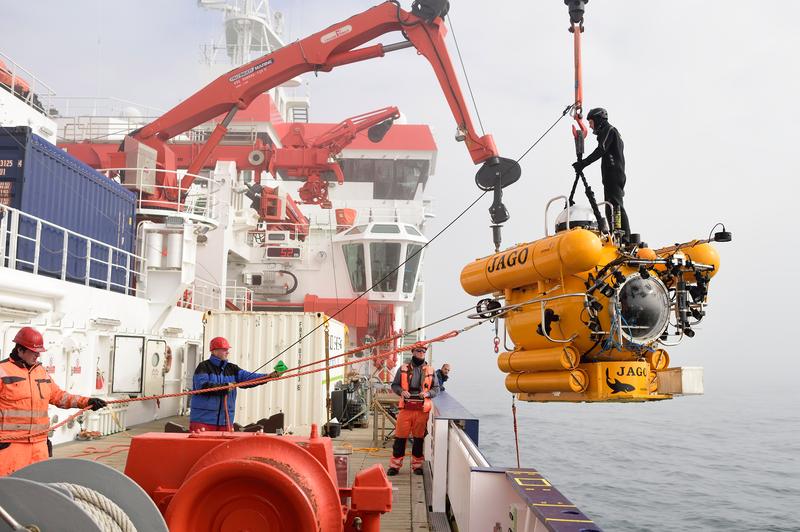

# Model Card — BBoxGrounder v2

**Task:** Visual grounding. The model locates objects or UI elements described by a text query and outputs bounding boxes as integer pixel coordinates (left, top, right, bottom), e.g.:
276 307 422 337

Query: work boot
387 467 399 476
413 468 423 476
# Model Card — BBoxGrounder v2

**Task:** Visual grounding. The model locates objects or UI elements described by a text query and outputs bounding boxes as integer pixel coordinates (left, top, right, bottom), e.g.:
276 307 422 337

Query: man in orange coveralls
0 327 107 475
387 345 439 476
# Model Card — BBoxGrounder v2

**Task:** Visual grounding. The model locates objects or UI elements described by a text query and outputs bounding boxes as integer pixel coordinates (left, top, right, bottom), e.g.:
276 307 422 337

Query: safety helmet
411 345 427 353
209 337 231 351
586 107 608 122
14 327 46 353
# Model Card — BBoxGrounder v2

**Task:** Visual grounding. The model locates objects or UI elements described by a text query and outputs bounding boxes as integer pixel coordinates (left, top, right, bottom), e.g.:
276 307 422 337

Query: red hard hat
209 337 231 351
14 327 46 353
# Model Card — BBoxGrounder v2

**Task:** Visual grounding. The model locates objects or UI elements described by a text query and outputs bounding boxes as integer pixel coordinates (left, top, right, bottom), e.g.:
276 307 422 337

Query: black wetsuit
581 120 630 236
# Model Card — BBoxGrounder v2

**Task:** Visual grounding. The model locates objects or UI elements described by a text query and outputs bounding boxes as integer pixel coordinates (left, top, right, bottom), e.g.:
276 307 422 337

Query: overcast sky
4 1 797 400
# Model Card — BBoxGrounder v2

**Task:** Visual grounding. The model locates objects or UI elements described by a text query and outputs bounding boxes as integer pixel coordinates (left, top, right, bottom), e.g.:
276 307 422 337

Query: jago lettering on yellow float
487 247 529 273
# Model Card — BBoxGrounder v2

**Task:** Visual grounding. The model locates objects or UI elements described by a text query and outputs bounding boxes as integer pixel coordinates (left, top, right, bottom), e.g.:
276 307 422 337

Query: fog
5 0 796 402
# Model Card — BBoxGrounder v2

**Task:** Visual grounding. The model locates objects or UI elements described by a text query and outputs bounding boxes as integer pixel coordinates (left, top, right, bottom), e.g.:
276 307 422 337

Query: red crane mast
115 1 509 208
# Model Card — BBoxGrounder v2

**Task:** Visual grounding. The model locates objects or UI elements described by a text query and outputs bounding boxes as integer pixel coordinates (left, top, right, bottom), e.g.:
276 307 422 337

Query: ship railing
99 168 221 228
0 51 56 119
57 115 162 143
303 204 430 227
427 392 596 531
178 277 222 312
50 96 165 119
56 105 262 145
0 205 145 297
225 283 254 311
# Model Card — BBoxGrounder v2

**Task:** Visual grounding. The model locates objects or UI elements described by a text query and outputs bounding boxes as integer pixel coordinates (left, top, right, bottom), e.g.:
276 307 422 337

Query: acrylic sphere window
617 275 670 343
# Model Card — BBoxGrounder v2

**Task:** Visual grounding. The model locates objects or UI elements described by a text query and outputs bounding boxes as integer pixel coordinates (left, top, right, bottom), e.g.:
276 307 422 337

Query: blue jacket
435 369 448 391
189 355 268 426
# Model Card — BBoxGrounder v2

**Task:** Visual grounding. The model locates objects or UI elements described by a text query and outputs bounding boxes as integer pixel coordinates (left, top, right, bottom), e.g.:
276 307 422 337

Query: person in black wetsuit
572 107 631 238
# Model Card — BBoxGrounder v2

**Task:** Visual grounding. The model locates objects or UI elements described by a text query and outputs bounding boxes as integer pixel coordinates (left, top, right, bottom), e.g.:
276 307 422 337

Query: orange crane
103 1 519 240
168 105 401 209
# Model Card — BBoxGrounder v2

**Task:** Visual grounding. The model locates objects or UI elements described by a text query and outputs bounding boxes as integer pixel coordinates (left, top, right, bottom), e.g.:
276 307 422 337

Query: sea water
458 388 799 531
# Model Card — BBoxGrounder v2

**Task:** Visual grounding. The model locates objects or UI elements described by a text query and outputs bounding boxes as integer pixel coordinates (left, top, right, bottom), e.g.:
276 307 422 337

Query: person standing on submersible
387 345 440 476
572 107 631 238
0 327 107 476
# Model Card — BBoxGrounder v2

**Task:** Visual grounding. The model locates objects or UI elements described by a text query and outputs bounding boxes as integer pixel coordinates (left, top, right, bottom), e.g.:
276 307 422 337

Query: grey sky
4 1 797 400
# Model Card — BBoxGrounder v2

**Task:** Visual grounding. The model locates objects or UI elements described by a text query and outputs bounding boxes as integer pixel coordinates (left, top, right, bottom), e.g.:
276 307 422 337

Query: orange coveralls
389 362 438 472
0 357 90 476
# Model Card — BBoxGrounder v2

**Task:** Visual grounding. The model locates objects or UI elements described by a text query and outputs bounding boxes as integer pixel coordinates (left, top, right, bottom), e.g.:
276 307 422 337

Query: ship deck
53 415 431 531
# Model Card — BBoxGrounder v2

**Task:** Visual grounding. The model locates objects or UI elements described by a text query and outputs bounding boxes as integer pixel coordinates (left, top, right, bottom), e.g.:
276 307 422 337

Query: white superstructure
0 0 436 442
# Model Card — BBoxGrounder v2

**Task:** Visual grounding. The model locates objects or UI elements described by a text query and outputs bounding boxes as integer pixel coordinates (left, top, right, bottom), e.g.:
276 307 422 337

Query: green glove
274 360 288 373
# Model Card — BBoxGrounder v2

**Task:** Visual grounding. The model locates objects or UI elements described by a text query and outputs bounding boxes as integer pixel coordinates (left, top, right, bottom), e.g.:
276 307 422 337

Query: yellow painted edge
531 503 577 508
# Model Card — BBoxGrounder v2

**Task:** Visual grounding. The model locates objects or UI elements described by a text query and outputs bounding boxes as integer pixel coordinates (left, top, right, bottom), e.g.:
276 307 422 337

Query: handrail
56 113 263 144
0 51 56 117
0 204 145 296
99 167 221 226
225 284 254 311
178 277 222 312
449 420 490 468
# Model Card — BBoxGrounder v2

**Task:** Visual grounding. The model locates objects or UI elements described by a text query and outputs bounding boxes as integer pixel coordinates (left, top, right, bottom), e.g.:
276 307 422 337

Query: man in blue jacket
189 336 281 431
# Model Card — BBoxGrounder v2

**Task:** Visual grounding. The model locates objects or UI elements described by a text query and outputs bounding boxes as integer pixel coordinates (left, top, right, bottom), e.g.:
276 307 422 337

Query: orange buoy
460 228 602 296
497 345 580 373
504 369 588 394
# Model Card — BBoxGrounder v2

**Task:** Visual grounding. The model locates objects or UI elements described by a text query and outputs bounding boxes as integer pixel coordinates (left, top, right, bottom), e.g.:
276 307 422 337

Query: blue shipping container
0 127 136 291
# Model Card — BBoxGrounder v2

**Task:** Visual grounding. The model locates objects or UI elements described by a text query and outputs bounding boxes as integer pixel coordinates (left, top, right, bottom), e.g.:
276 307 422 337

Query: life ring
163 346 173 374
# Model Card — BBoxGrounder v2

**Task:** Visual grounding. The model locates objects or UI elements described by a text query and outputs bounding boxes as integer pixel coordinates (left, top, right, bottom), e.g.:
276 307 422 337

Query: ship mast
198 0 285 66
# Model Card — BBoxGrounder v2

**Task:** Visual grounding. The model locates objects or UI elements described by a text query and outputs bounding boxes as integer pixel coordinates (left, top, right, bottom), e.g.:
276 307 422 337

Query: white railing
56 105 263 144
0 205 145 296
0 51 56 118
427 394 599 532
178 277 222 312
304 203 430 227
99 168 220 227
57 114 159 143
225 284 254 311
50 96 164 119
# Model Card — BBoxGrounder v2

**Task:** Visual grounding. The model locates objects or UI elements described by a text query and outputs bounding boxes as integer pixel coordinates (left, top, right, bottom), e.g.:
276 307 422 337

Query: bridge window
343 243 366 292
370 242 401 292
371 224 401 234
339 159 430 200
403 244 423 293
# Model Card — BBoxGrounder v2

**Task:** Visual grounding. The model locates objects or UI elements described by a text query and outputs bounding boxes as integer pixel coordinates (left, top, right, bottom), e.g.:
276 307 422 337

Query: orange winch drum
497 345 580 373
460 228 603 296
504 369 588 394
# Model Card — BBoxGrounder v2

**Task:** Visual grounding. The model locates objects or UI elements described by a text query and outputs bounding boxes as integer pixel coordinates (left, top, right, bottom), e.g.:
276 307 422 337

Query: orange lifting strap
566 0 589 144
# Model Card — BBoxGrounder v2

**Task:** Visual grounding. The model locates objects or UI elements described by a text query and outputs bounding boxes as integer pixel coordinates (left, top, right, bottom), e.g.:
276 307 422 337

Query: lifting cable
564 0 606 232
511 395 520 469
255 104 573 373
446 12 485 136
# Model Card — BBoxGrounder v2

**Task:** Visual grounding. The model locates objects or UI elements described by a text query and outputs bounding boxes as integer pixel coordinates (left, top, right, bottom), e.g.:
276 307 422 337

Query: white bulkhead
202 311 346 434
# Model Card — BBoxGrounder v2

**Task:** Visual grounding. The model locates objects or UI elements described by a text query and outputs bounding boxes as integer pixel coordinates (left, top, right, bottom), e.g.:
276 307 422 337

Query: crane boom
129 1 503 203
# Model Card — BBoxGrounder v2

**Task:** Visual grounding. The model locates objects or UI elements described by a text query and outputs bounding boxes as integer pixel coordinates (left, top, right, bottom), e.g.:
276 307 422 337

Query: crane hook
565 0 588 32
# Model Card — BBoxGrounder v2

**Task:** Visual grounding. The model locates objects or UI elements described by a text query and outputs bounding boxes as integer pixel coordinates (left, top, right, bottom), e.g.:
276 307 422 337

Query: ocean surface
458 388 799 531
